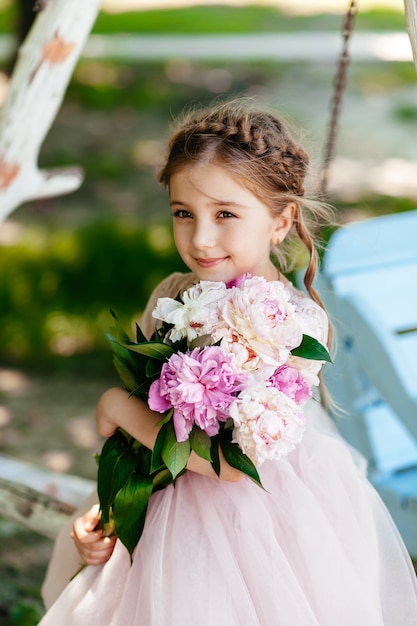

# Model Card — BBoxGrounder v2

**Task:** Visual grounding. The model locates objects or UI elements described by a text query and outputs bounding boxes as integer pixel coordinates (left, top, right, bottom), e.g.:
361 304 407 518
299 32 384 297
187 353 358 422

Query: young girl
39 101 417 625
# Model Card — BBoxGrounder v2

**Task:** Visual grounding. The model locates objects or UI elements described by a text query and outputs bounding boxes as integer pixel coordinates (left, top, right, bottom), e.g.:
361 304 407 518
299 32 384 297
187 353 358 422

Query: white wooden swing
316 210 417 555
0 0 417 547
315 0 417 557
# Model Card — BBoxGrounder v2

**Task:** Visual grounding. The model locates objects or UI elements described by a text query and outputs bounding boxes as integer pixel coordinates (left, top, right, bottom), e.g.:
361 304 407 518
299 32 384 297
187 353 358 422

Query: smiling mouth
195 257 226 268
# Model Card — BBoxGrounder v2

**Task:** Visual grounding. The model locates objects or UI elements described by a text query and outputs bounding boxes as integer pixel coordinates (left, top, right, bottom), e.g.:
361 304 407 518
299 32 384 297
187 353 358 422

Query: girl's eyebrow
170 198 244 209
213 199 243 208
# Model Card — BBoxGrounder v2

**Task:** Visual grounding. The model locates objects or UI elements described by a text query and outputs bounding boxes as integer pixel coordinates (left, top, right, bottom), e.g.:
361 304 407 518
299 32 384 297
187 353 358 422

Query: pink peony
148 346 248 442
225 273 252 289
268 365 312 404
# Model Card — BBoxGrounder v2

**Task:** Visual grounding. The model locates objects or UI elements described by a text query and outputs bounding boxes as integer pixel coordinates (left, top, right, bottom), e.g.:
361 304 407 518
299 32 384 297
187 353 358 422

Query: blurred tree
1 0 100 218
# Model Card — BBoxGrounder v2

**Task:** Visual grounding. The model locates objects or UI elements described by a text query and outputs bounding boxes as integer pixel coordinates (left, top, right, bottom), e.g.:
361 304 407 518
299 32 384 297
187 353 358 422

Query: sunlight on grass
41 450 74 473
131 138 166 167
165 58 193 82
49 231 81 263
65 416 101 449
0 405 11 427
147 224 174 252
205 67 233 92
0 219 23 245
0 369 30 394
75 61 120 87
46 313 95 356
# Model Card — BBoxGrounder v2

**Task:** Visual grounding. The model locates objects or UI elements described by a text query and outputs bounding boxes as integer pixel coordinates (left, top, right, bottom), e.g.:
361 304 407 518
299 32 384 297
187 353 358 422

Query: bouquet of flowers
97 274 331 560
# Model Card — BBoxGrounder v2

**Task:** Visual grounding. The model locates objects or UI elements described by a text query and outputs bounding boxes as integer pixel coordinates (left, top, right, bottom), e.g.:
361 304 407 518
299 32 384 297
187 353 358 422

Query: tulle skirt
39 403 417 625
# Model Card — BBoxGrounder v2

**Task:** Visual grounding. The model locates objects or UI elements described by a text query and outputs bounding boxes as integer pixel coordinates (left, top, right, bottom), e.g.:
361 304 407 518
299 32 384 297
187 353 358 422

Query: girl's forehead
169 163 273 214
170 162 245 191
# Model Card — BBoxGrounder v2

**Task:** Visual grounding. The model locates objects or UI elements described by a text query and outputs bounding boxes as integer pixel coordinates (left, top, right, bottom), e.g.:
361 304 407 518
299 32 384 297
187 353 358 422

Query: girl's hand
70 505 117 566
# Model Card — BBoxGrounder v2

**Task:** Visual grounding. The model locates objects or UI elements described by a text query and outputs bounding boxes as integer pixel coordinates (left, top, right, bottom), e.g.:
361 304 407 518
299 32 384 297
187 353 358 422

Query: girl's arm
96 387 243 482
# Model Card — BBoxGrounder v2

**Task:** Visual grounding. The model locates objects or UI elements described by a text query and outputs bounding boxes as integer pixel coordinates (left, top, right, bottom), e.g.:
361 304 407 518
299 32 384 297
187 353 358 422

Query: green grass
93 6 406 34
355 7 406 31
0 218 187 369
0 2 406 36
92 6 351 34
0 0 15 34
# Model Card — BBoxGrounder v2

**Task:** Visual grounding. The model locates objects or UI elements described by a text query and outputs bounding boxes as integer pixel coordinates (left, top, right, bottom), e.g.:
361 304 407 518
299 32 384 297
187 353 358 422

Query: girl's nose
192 220 215 249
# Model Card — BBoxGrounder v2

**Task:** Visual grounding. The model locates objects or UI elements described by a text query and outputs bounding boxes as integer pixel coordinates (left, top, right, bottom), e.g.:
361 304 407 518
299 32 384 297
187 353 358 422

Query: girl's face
169 163 294 284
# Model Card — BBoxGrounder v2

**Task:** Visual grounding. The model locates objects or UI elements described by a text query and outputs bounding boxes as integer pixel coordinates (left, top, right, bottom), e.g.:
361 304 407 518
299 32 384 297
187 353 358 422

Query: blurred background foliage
0 1 416 622
0 1 415 373
0 1 410 35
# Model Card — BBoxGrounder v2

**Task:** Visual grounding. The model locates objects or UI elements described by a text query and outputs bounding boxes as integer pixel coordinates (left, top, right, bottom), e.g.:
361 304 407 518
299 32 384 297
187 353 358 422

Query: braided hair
158 101 333 313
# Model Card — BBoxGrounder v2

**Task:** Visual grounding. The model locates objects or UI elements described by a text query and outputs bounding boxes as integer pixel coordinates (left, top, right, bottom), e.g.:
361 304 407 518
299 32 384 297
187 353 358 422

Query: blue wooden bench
312 210 417 557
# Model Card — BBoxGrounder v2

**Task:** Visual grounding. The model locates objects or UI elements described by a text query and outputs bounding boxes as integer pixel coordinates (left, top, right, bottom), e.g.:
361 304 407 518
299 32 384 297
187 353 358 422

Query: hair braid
160 104 309 198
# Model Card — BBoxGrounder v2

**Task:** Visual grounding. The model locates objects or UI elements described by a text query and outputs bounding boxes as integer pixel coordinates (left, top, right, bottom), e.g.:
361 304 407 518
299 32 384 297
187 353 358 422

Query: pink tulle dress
39 273 417 626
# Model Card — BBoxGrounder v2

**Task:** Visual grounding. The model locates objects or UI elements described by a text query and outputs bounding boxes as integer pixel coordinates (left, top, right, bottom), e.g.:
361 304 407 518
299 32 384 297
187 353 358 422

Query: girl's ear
272 202 296 245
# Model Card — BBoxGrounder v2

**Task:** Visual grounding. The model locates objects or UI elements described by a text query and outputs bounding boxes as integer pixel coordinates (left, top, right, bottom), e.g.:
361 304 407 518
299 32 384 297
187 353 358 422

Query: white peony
152 280 227 342
286 285 330 385
229 381 305 465
219 275 304 368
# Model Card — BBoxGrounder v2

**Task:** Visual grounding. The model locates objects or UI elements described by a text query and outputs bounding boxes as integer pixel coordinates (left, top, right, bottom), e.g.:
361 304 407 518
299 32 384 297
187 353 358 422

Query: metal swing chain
319 0 358 199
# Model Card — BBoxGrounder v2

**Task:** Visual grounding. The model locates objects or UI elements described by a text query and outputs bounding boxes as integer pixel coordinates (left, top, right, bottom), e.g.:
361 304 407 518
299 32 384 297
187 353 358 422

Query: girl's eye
172 209 192 219
218 210 236 219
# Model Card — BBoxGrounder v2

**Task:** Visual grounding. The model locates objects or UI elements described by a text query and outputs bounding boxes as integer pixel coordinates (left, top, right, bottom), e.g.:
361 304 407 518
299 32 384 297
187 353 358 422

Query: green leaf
118 510 148 563
129 380 154 401
155 408 174 429
113 355 138 392
97 432 139 523
136 322 148 343
106 333 137 369
291 334 332 362
111 446 140 496
98 430 128 495
219 430 264 489
150 421 169 473
161 421 191 479
108 310 132 344
113 472 154 534
190 426 212 462
152 468 174 491
97 431 128 520
210 435 221 477
122 341 174 360
145 358 163 378
113 472 154 560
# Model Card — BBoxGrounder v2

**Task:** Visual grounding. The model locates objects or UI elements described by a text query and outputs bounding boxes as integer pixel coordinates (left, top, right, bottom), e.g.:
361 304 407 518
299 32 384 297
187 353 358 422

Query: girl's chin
194 271 244 285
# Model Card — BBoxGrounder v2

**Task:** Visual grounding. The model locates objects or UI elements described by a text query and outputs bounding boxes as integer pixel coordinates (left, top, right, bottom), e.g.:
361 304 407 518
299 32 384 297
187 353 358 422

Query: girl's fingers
72 505 101 541
71 534 116 551
72 535 117 565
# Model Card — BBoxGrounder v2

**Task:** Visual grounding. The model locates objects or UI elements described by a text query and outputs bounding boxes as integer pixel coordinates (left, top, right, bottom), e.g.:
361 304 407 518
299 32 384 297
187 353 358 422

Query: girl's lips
195 257 226 268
